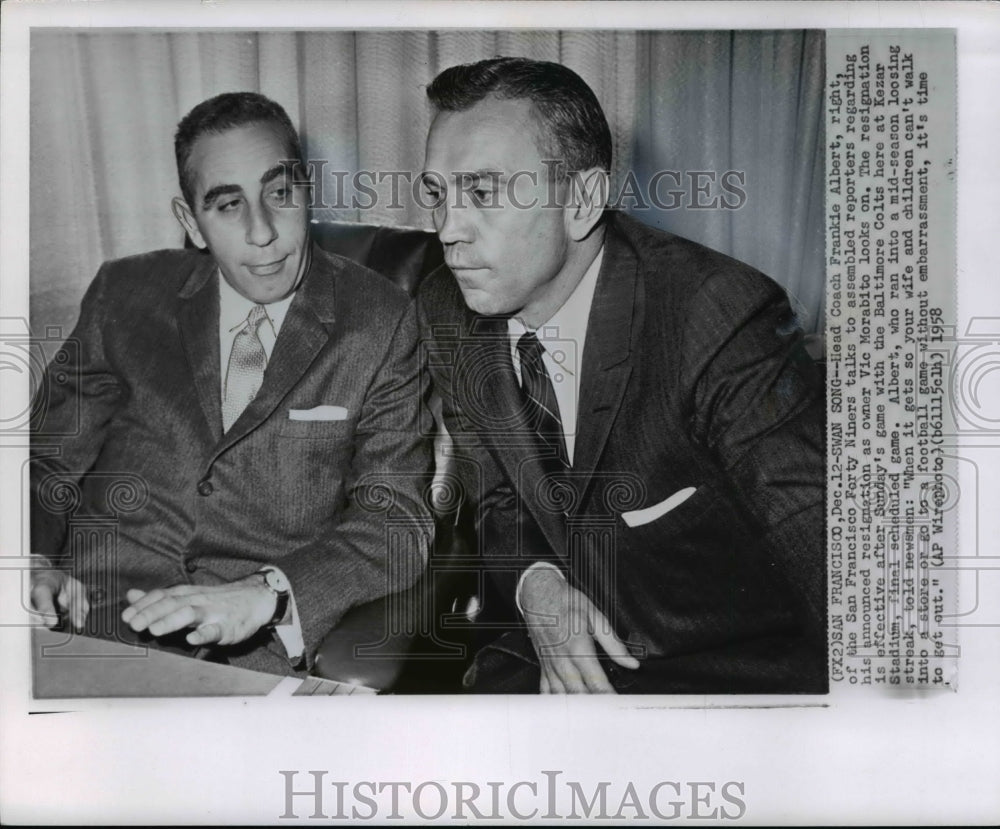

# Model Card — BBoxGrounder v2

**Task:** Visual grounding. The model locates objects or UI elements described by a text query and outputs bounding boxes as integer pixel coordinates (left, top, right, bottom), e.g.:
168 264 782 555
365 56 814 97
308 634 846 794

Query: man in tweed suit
30 92 433 675
417 58 826 694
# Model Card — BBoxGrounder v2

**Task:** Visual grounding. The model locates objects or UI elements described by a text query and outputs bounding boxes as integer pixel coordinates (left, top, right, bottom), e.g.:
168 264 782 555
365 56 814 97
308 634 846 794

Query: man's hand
121 575 276 647
30 563 90 630
519 566 639 694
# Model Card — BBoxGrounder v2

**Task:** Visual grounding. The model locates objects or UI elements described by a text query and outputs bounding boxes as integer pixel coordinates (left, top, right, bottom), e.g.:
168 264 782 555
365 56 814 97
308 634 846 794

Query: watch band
259 568 291 627
268 586 290 627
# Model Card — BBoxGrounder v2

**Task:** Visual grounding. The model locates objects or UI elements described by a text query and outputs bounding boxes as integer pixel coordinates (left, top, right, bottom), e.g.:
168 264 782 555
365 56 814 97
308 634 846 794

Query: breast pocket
278 417 355 442
273 417 355 511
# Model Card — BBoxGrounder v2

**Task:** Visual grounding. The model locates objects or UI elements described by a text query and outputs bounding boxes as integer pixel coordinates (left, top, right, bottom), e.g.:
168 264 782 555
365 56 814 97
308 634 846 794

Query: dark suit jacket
31 243 434 674
417 212 826 693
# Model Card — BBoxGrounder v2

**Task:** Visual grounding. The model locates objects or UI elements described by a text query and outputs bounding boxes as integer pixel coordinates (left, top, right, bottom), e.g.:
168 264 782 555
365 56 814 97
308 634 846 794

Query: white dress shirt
506 246 604 465
217 273 304 663
507 247 605 609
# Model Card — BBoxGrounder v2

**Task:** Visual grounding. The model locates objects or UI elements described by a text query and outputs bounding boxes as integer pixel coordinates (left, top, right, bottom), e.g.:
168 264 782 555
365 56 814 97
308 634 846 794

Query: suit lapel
449 214 641 557
177 255 223 443
212 245 336 459
456 309 569 562
571 216 639 502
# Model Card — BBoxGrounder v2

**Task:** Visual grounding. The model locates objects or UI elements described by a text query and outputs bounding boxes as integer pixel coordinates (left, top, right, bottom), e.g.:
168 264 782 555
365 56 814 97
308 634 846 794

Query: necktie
516 331 569 467
222 304 268 432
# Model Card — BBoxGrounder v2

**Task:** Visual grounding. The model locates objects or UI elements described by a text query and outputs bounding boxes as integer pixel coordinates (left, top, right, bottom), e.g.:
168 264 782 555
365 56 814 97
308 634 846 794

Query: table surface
31 628 375 698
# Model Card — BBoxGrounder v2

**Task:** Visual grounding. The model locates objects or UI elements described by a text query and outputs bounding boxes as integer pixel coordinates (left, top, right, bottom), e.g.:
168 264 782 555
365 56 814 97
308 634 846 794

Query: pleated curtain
29 30 825 337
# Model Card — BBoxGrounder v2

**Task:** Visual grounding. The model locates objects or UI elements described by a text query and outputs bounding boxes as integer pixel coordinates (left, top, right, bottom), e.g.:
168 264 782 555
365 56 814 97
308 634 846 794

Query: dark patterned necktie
516 331 569 467
222 304 268 432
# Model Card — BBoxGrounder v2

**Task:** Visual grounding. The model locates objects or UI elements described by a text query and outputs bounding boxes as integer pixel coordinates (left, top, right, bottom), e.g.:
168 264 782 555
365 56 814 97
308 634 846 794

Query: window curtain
631 31 826 329
29 30 824 337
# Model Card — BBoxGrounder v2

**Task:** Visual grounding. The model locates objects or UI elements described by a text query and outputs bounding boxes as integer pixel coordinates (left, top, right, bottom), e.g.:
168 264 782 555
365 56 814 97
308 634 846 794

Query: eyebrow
260 164 290 186
200 165 293 209
464 169 506 186
419 169 506 187
201 184 241 210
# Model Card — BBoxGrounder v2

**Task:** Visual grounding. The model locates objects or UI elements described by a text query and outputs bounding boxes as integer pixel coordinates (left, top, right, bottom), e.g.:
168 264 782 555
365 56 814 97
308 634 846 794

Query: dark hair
174 91 302 206
426 57 612 175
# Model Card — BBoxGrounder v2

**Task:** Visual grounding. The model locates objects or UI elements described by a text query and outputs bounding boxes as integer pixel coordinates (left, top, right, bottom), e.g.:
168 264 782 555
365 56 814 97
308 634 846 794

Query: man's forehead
188 122 294 188
424 97 549 171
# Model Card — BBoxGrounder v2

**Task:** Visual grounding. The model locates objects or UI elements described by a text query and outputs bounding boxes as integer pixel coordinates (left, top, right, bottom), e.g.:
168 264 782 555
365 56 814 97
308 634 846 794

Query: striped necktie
516 331 569 467
222 304 268 432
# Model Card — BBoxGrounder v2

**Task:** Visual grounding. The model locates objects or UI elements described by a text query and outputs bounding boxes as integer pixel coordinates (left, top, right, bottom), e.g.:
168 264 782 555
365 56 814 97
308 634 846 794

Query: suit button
197 479 214 496
90 587 106 603
185 561 198 574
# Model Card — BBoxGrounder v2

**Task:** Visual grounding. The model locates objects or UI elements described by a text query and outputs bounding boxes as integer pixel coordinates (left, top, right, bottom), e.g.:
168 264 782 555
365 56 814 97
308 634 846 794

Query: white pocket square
287 405 349 422
621 487 697 528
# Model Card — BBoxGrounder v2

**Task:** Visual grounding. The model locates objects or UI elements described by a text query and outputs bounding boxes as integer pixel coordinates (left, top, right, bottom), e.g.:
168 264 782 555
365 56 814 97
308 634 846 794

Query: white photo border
1 1 998 824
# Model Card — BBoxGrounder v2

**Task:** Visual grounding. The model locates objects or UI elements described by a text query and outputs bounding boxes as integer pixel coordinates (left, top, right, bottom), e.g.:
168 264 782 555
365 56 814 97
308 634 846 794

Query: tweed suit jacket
417 212 826 693
31 243 434 674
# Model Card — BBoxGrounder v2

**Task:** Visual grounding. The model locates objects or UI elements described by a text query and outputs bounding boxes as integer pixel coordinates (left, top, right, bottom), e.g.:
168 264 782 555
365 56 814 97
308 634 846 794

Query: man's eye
217 199 241 213
471 188 496 207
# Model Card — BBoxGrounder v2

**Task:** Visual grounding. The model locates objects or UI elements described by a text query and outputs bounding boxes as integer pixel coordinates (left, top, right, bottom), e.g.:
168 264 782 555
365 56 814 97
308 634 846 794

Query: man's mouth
247 256 289 277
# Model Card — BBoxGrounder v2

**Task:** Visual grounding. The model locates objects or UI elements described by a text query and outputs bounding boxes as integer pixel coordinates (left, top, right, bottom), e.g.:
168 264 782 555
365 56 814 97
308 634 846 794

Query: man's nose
434 201 473 245
245 203 278 247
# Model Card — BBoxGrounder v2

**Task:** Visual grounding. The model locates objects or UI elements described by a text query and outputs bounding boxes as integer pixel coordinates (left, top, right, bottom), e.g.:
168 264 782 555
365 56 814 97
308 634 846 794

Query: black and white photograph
1 1 997 825
25 26 827 697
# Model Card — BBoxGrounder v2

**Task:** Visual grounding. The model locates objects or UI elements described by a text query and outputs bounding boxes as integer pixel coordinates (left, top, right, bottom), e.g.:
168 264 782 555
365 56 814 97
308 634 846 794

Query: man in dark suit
417 58 826 694
29 92 433 676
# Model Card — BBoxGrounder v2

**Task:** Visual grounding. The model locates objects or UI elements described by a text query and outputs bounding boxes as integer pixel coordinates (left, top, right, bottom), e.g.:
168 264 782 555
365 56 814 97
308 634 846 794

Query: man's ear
563 167 608 242
171 197 207 249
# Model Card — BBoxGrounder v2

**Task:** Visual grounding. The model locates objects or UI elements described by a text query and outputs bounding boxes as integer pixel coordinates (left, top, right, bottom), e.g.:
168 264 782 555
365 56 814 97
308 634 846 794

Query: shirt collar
218 270 296 336
507 245 605 375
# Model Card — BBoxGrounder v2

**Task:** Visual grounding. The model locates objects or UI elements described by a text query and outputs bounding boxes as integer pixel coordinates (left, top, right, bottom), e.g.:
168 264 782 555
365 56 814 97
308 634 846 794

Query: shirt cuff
515 561 566 616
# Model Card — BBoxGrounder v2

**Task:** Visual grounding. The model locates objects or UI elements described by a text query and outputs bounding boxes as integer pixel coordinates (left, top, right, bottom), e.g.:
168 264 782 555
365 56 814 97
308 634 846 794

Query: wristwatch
258 567 291 627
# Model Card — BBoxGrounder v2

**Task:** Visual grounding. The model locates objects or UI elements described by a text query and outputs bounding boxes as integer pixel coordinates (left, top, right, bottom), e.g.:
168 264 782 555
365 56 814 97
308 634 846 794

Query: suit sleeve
276 301 435 664
684 272 826 637
31 264 124 561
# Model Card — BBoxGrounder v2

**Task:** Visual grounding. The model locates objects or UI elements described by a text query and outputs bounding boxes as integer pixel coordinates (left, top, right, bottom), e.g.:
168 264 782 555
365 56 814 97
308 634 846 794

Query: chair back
309 220 444 296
